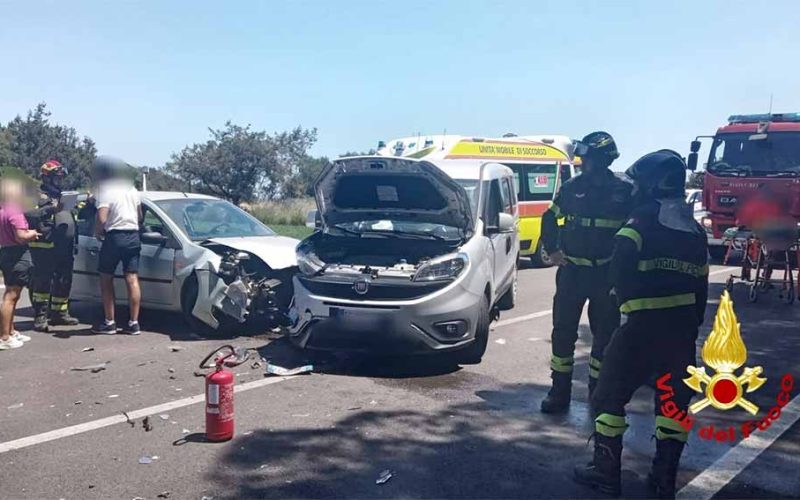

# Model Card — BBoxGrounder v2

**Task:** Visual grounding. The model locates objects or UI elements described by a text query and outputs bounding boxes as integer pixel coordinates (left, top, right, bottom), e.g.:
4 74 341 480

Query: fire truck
688 113 800 256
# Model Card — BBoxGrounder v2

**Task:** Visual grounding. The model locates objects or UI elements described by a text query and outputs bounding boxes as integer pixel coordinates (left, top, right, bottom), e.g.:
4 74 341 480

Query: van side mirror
690 140 702 153
687 152 699 172
306 209 322 229
498 212 515 233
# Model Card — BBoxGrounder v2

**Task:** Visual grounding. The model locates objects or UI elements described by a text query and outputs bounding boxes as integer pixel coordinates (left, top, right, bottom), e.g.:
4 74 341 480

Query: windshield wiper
764 170 800 178
329 225 366 237
361 229 448 241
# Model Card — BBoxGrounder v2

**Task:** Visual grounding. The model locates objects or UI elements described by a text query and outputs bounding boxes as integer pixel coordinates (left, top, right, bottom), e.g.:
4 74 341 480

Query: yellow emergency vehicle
376 134 577 266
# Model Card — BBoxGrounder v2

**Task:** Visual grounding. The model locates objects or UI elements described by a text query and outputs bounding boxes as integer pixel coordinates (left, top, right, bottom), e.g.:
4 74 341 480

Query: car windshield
454 179 479 214
708 132 800 177
334 220 463 240
155 198 275 241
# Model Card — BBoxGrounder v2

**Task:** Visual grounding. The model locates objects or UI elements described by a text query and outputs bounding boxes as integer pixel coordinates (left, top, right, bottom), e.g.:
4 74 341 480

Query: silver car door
71 207 101 301
129 206 177 308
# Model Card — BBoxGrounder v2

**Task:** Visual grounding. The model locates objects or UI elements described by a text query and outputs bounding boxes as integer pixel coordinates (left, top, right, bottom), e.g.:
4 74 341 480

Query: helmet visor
572 140 590 157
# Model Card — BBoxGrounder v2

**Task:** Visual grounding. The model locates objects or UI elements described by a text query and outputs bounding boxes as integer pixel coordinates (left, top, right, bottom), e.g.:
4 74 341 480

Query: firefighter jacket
541 169 634 266
25 191 77 252
611 198 709 325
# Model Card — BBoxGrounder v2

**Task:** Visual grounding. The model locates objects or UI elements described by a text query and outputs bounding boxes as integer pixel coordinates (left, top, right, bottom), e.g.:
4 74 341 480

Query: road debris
143 416 153 432
264 362 313 377
74 401 83 405
108 394 119 399
159 414 170 421
182 428 191 434
495 338 507 345
157 492 171 499
376 469 394 485
138 456 154 465
7 403 23 410
70 362 108 373
251 357 265 369
167 368 175 373
168 345 183 352
122 411 135 428
193 371 205 377
81 347 94 352
347 406 362 411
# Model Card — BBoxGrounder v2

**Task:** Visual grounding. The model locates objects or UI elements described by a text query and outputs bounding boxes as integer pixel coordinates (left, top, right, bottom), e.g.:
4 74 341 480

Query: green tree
134 167 191 192
4 103 96 189
686 171 704 190
339 149 377 157
283 155 331 198
166 122 317 204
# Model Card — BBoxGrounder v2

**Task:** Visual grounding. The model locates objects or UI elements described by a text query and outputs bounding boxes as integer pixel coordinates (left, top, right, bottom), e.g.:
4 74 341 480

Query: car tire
453 293 491 365
529 241 553 268
180 273 233 336
496 270 517 311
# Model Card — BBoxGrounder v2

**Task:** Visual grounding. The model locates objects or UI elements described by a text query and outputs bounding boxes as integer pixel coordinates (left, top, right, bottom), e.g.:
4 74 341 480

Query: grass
246 198 315 226
269 224 313 240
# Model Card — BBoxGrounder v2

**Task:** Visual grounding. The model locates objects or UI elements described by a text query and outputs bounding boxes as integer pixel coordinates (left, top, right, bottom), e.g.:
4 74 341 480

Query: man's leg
100 274 115 322
542 265 588 414
586 268 621 397
29 248 54 332
575 314 654 496
649 315 698 499
124 272 140 323
49 251 78 326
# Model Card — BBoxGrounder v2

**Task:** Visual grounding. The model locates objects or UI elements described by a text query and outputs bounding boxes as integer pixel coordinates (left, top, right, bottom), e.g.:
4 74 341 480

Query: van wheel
454 294 490 365
497 270 517 311
181 273 233 336
529 241 553 268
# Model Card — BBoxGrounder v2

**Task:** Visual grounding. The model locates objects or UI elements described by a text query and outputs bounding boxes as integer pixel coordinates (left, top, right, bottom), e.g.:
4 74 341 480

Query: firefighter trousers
591 307 698 443
549 264 620 382
29 246 74 316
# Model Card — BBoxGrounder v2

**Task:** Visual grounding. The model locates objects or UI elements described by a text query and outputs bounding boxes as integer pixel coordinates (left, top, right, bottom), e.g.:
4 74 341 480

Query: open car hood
205 236 299 269
314 156 474 234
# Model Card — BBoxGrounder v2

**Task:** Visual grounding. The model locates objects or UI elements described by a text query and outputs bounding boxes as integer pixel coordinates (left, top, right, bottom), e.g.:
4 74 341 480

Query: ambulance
376 134 577 266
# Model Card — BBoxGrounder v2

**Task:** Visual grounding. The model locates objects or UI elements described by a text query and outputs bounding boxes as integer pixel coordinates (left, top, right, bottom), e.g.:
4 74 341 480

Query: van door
486 179 515 303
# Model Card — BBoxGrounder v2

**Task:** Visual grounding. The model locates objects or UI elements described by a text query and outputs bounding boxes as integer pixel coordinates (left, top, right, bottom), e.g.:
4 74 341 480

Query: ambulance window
523 164 558 201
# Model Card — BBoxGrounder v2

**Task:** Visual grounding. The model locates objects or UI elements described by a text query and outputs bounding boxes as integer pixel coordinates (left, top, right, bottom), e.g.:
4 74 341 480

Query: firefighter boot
33 303 49 332
648 439 685 499
540 371 572 414
49 311 80 326
573 434 622 497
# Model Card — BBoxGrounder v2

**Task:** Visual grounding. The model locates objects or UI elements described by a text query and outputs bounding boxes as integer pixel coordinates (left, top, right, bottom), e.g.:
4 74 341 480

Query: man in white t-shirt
90 156 143 335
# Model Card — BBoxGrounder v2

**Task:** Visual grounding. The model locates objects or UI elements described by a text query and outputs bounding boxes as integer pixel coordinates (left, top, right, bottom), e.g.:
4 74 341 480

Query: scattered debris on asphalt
70 362 109 373
264 363 313 377
143 416 153 432
138 456 154 465
159 414 170 421
193 371 205 377
157 491 171 498
168 345 183 352
495 338 507 345
369 400 378 406
182 428 191 434
168 368 176 373
7 403 23 410
251 357 266 369
74 401 83 405
376 469 394 485
81 347 94 352
347 406 362 411
122 411 135 428
108 394 119 399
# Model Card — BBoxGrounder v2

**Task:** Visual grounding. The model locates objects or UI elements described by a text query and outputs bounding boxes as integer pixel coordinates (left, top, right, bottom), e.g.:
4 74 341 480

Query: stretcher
722 225 799 304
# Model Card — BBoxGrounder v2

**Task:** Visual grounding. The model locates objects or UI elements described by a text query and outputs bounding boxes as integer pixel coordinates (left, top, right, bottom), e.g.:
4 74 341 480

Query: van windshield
454 179 479 214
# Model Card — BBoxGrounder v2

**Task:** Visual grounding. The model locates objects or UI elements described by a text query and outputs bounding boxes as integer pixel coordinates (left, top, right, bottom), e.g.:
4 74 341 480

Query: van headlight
413 253 469 282
297 251 325 275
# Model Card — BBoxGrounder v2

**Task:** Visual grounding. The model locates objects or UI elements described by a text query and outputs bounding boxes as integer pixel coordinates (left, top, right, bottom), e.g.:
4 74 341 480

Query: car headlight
413 253 469 282
297 251 325 276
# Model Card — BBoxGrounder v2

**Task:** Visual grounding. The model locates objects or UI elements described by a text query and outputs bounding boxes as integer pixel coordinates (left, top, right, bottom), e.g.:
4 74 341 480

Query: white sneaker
0 336 24 350
13 331 31 343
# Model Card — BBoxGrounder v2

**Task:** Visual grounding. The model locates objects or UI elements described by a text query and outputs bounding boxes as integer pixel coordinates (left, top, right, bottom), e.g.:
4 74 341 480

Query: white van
290 156 518 364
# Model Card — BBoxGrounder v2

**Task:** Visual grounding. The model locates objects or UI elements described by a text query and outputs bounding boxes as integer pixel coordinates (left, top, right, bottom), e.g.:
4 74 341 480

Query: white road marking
0 376 295 455
677 393 800 500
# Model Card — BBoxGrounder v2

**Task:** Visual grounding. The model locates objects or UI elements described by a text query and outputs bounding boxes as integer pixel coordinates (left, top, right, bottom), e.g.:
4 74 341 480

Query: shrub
246 198 315 226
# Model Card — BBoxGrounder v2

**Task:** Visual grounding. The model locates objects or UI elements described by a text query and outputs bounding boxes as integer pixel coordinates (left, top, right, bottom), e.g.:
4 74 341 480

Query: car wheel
496 270 517 311
529 241 553 268
453 293 491 365
180 273 233 336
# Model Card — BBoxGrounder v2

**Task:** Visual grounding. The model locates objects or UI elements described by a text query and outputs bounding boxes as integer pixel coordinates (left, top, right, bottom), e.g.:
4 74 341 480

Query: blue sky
1 0 798 169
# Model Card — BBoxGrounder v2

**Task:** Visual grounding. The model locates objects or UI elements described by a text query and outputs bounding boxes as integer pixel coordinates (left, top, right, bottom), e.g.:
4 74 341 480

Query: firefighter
26 160 79 331
539 132 633 413
573 150 708 498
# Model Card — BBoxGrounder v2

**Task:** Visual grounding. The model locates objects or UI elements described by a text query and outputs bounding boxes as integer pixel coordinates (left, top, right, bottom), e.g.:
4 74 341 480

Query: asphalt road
1 262 799 499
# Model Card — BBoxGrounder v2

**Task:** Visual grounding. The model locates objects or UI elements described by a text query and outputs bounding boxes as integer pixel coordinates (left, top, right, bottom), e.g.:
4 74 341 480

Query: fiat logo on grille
353 278 370 295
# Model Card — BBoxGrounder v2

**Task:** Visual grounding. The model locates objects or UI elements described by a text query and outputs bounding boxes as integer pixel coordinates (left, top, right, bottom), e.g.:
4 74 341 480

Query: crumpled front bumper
288 275 483 354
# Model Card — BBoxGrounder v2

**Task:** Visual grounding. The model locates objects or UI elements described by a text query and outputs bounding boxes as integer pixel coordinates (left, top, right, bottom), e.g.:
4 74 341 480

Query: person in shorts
0 179 40 350
90 156 143 335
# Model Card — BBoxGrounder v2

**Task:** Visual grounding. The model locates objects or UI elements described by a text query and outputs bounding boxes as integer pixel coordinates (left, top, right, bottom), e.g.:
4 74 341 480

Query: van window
501 177 515 213
484 179 503 227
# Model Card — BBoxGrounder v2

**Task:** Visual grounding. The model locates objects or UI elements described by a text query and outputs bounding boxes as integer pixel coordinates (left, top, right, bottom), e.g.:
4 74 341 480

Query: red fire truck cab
688 113 800 256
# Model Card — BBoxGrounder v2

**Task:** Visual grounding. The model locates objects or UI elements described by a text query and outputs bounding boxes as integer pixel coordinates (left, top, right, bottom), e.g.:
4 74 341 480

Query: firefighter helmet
625 149 687 200
40 160 67 178
574 131 619 167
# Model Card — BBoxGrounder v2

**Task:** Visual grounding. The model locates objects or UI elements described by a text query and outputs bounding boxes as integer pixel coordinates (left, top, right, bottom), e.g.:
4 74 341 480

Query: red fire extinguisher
199 345 239 442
